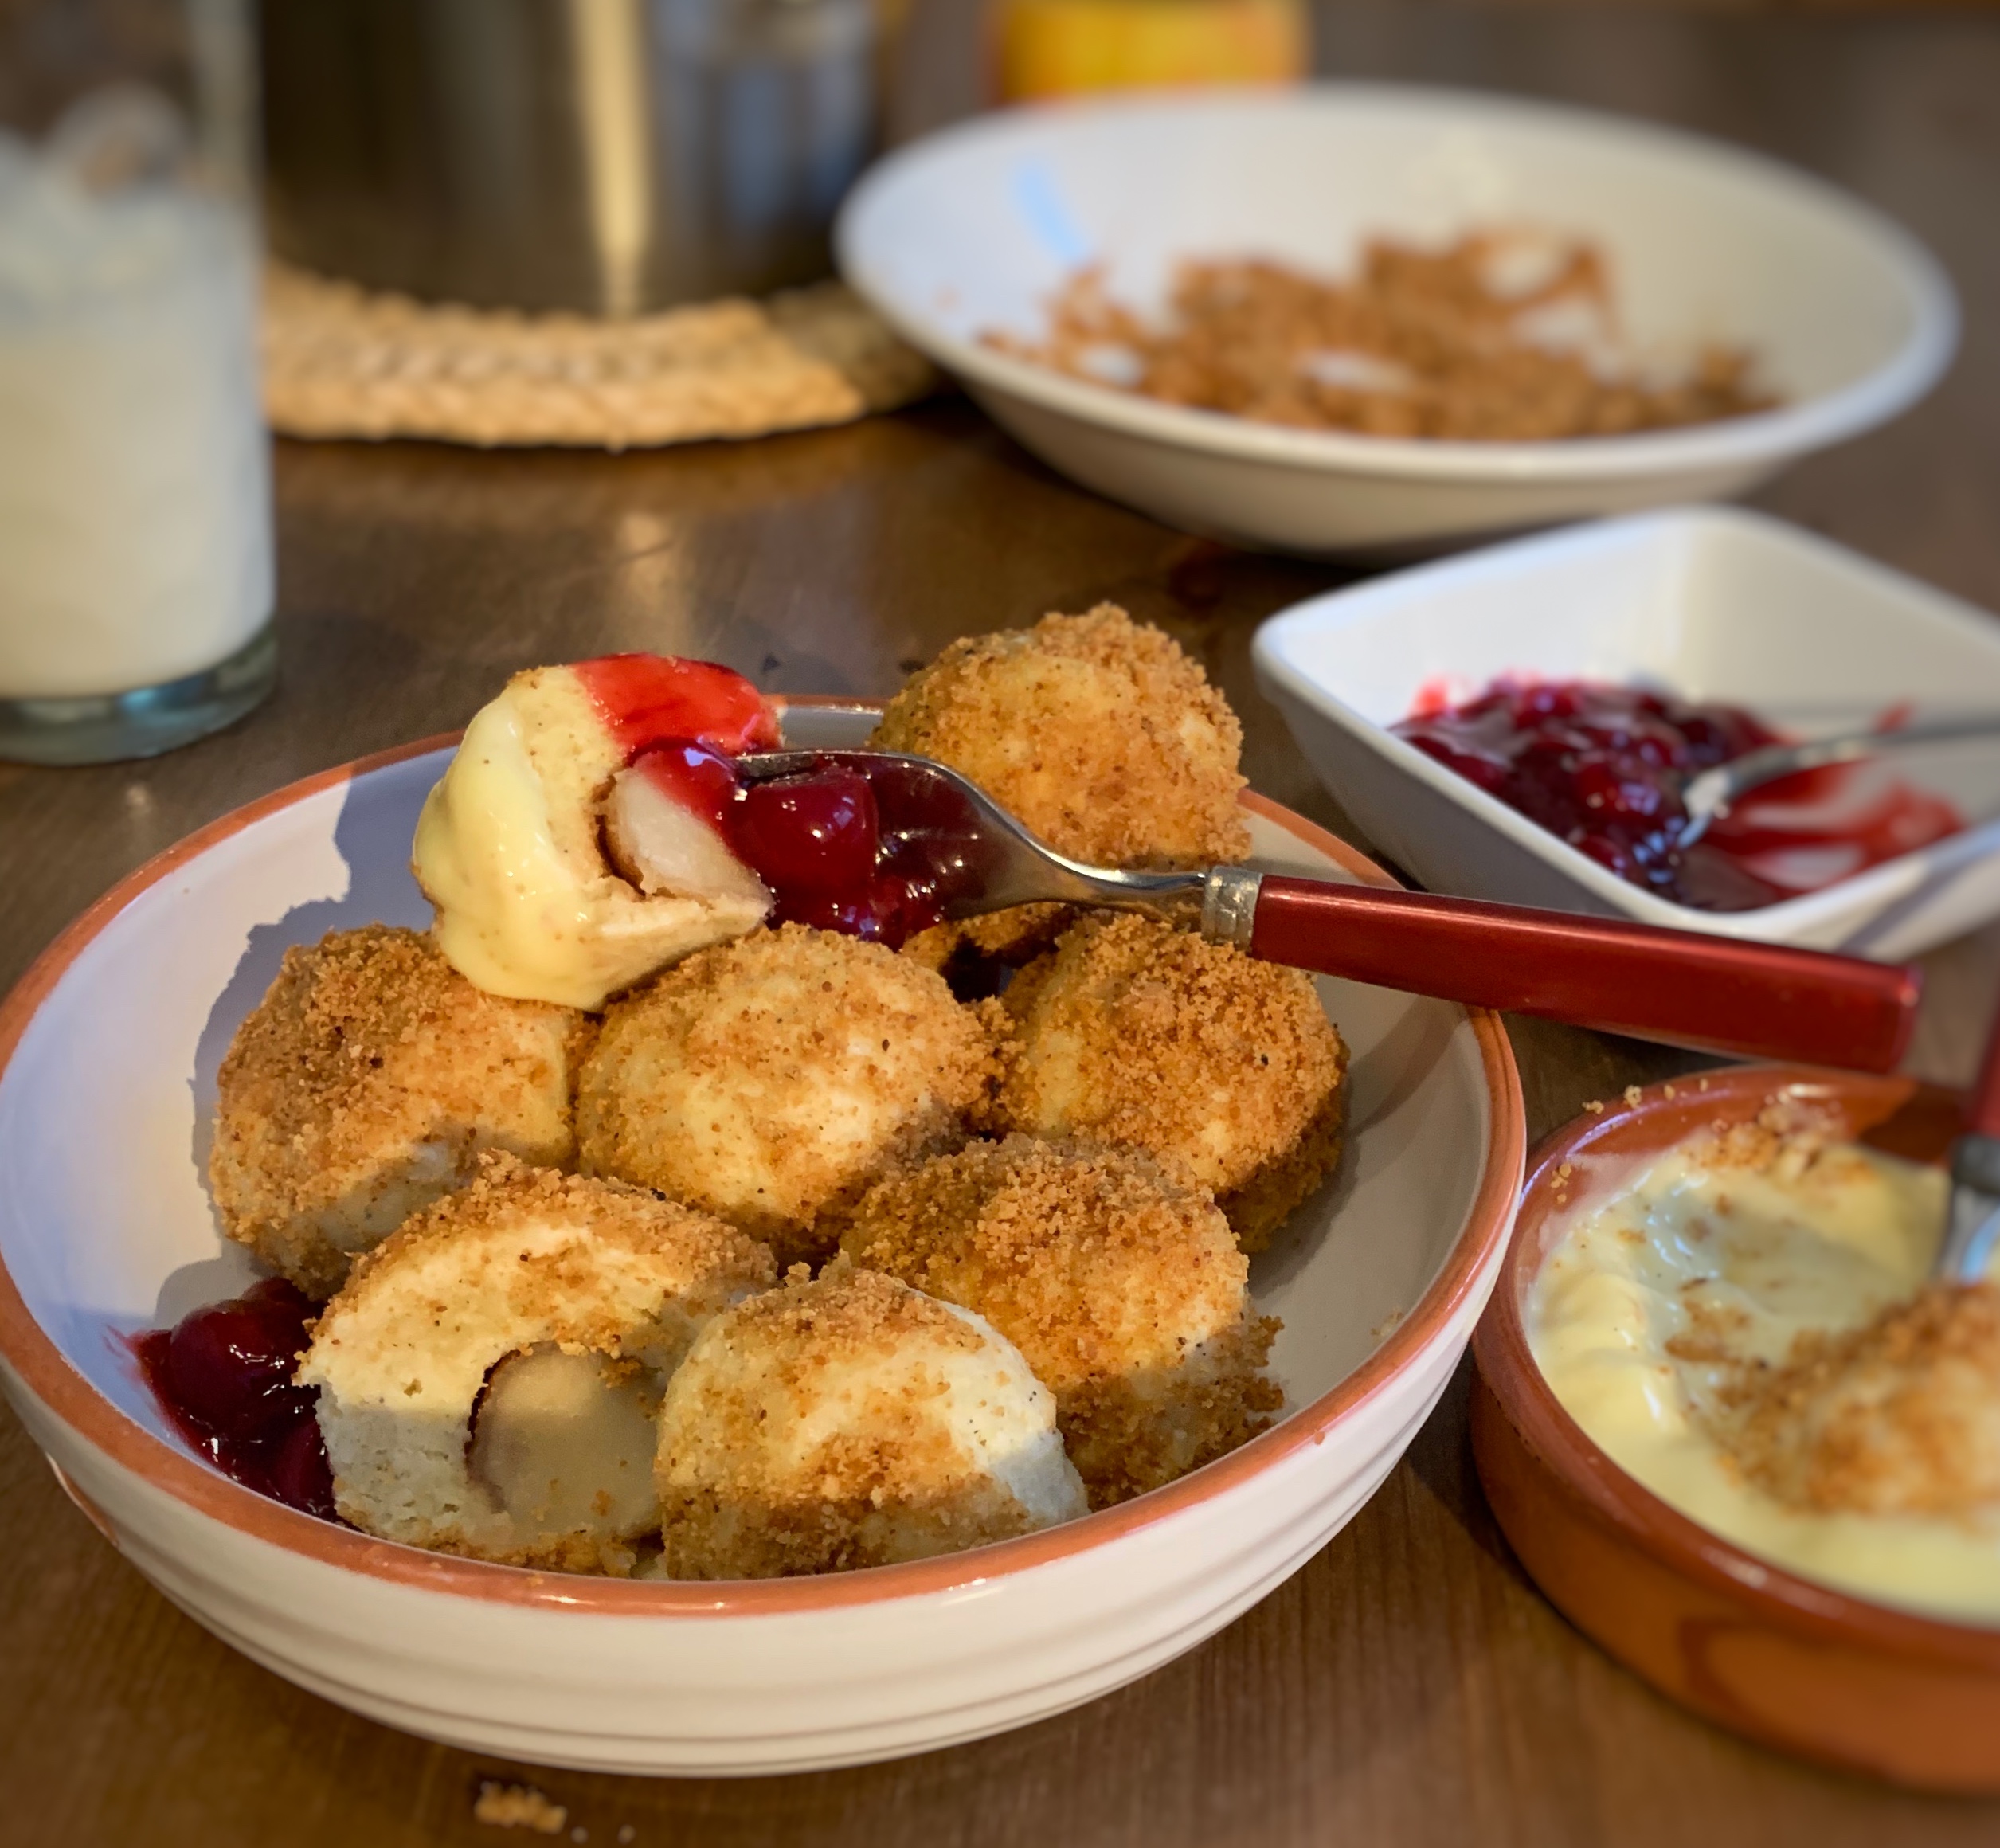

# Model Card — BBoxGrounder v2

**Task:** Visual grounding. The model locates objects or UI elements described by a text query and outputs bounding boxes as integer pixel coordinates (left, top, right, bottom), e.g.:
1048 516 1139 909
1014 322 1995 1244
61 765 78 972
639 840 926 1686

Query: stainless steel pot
260 0 878 314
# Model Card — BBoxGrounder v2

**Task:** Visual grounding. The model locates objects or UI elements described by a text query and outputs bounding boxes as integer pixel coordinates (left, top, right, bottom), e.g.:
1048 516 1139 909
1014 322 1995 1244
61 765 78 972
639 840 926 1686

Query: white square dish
1253 507 2000 959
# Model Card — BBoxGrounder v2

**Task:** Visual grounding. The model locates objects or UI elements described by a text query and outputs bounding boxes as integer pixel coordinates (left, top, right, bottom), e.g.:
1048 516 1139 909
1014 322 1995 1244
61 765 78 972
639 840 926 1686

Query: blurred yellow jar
993 0 1308 102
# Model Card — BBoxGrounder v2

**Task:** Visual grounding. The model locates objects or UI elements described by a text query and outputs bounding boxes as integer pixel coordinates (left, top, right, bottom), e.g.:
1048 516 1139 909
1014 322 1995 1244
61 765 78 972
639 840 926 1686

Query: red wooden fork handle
1967 993 2000 1137
1250 876 1921 1074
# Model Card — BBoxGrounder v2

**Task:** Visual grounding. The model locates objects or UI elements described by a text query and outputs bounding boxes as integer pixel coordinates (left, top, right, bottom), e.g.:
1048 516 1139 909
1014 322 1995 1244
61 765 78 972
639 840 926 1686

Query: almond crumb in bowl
989 233 1776 441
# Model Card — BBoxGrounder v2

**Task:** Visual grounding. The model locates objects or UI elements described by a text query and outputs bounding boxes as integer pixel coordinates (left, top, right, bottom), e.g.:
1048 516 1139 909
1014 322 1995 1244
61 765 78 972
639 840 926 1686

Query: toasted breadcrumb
990 913 1348 1251
474 1783 568 1834
209 925 591 1298
871 605 1249 871
576 925 996 1264
656 1260 1085 1577
1707 1283 2000 1517
304 1154 772 1571
992 237 1775 440
843 1137 1280 1506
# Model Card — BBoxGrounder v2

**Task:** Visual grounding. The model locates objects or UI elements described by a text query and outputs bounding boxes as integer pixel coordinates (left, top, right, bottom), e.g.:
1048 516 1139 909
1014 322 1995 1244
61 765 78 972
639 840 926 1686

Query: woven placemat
262 261 940 449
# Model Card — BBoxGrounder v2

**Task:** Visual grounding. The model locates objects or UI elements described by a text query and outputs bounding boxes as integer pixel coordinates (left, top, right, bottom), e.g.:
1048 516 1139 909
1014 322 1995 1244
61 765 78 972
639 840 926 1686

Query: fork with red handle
739 748 1924 1075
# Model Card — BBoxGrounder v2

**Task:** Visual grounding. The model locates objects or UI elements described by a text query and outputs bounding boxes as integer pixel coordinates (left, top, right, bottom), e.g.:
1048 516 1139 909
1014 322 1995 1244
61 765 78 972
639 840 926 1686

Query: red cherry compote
572 653 992 947
132 1277 339 1521
1394 676 1962 911
727 757 989 947
573 652 782 758
636 750 992 946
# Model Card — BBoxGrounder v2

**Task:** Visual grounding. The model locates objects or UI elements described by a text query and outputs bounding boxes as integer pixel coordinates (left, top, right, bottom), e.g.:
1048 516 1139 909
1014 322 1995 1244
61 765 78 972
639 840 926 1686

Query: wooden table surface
8 7 2000 1844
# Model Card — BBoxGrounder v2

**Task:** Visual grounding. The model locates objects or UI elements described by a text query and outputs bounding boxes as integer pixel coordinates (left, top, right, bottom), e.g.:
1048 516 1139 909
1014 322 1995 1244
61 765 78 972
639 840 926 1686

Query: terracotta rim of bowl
1473 1063 2000 1666
0 705 1525 1615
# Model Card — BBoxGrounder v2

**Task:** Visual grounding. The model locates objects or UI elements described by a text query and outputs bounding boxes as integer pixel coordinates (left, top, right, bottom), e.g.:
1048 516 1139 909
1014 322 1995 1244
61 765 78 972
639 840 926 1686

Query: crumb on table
474 1782 569 1834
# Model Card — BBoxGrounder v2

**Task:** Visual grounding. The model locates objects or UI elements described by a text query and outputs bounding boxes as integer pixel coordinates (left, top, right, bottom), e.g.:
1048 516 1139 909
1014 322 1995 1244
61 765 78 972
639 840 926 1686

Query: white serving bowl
1253 506 2000 960
0 706 1523 1776
836 85 1956 556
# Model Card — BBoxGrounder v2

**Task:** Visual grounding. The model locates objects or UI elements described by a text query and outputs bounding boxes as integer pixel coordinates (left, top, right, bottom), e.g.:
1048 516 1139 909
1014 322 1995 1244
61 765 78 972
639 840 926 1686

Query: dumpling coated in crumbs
992 913 1348 1252
842 1136 1282 1507
871 603 1249 868
875 604 1250 974
209 925 592 1298
576 924 998 1266
655 1259 1087 1578
301 1155 774 1573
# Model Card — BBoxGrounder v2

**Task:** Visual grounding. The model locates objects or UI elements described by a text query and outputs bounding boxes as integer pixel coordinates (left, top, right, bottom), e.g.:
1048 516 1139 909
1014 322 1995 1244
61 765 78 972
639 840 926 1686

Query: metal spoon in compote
1678 713 2000 849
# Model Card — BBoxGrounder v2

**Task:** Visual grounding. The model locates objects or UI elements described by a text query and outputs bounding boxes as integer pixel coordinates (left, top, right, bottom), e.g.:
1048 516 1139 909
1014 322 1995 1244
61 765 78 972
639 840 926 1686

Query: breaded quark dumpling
656 1260 1087 1578
413 655 779 1009
577 924 996 1264
301 1157 773 1572
1713 1283 2000 1517
992 914 1348 1252
871 604 1250 868
876 605 1251 976
843 1137 1281 1506
209 926 589 1298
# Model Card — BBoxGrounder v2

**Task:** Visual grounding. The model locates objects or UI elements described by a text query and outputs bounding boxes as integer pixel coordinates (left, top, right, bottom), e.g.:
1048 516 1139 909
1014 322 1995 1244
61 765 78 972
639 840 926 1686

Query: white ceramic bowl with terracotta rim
0 701 1524 1776
1471 1065 2000 1792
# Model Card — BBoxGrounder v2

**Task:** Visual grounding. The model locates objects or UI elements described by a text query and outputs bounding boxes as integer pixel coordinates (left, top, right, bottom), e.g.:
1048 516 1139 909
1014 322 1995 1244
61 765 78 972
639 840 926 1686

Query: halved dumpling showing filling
413 656 780 1009
301 1156 774 1572
466 1345 666 1545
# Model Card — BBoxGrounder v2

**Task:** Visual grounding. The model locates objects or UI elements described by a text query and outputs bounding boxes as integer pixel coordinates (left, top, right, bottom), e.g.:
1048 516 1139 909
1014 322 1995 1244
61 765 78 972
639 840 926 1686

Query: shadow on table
159 762 433 1325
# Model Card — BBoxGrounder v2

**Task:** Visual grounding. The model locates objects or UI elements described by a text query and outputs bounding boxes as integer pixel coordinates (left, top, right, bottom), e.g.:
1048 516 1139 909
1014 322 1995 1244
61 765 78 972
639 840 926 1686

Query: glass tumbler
0 0 275 766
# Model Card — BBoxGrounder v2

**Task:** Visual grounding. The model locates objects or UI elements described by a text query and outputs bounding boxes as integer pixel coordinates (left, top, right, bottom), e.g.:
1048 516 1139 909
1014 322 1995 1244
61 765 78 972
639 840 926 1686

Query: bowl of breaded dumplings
0 608 1524 1775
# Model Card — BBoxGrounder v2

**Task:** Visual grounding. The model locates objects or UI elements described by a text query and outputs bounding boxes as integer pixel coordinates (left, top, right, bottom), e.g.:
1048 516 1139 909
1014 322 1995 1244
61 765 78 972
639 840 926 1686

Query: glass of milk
0 0 273 765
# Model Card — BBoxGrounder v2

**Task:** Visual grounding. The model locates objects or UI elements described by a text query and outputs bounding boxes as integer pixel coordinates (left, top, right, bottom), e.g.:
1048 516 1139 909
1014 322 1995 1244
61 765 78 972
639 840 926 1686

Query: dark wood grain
6 6 2000 1843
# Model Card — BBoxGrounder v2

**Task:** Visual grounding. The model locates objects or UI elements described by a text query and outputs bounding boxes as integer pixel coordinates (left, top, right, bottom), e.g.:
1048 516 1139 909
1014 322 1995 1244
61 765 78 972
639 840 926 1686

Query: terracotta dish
1472 1064 2000 1792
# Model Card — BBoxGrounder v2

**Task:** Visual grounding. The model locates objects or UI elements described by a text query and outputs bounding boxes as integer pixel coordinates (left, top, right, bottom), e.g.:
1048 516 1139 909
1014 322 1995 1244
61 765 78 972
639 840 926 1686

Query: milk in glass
0 103 271 706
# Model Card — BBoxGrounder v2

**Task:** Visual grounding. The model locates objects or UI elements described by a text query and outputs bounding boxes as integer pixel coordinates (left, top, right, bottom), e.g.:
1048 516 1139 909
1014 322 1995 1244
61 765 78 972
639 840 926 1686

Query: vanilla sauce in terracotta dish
1526 1101 2000 1623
